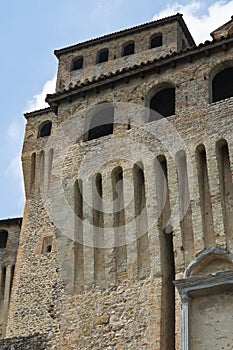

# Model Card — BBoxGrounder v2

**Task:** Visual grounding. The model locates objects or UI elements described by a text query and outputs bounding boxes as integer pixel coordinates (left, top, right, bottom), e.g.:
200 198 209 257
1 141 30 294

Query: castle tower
2 13 233 350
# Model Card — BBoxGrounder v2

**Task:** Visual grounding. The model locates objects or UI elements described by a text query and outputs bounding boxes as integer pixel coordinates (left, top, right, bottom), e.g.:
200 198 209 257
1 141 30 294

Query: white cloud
7 120 25 143
5 153 25 206
153 1 233 44
26 76 56 113
5 154 22 179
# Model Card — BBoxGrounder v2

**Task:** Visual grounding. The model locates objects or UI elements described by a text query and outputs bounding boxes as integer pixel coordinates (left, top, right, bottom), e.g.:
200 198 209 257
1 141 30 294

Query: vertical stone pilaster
83 177 95 288
123 167 138 280
102 173 116 287
207 145 225 248
2 266 12 337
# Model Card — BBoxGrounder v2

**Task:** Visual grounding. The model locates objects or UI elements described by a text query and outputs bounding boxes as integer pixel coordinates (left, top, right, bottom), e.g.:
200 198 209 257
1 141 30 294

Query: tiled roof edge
0 217 23 226
24 107 53 119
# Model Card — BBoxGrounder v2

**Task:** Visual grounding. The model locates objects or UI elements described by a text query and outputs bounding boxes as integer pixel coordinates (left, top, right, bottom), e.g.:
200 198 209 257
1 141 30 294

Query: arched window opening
149 87 175 121
97 49 109 63
71 56 83 71
87 105 114 141
212 67 233 102
0 231 8 249
38 121 52 138
122 42 135 56
150 34 162 49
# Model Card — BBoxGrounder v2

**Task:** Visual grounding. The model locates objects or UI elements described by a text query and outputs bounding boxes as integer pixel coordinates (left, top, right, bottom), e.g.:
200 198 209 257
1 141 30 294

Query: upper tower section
54 13 195 92
211 16 233 39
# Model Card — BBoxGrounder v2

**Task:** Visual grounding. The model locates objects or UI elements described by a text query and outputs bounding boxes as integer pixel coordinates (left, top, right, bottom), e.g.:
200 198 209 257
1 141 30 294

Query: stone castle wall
3 15 233 349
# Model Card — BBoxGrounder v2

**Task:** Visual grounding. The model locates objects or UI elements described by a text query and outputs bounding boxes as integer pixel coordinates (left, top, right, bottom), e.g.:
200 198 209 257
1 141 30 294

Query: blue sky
1 0 233 219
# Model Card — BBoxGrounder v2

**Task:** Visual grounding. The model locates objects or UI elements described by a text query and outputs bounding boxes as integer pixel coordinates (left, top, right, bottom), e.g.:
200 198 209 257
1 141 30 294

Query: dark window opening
72 57 83 70
212 67 233 102
42 236 53 254
38 121 52 138
1 267 6 300
46 245 52 253
149 87 175 121
97 49 109 63
87 105 114 141
150 34 162 49
0 231 8 249
123 42 135 56
10 265 15 296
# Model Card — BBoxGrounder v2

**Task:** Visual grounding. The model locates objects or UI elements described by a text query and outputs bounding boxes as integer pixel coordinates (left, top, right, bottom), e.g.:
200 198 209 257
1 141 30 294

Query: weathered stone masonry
2 12 233 349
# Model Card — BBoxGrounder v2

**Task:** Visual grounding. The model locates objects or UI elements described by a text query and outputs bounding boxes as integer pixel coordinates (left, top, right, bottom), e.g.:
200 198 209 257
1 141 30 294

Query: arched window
122 42 135 56
96 49 109 63
87 104 114 141
212 67 233 102
150 34 162 49
149 87 175 121
71 56 84 71
0 230 8 249
38 121 52 138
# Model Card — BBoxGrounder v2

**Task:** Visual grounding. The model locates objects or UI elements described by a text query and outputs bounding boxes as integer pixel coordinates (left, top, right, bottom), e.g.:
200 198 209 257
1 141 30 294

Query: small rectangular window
42 236 53 254
123 42 135 56
97 49 109 63
150 34 162 49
